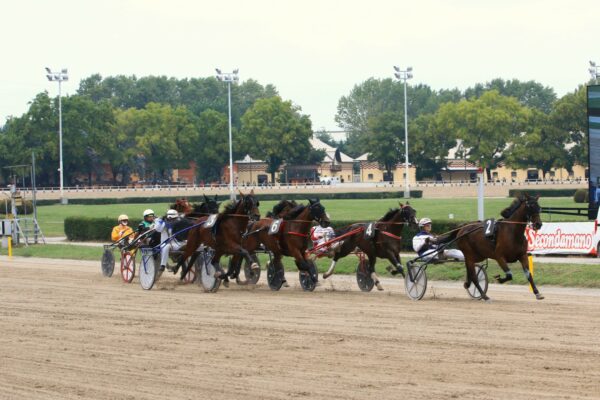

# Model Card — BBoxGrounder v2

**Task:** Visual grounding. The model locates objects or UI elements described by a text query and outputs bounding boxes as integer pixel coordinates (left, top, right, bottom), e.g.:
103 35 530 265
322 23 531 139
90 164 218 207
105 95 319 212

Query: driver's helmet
418 217 432 227
166 209 179 220
118 214 129 223
143 209 155 218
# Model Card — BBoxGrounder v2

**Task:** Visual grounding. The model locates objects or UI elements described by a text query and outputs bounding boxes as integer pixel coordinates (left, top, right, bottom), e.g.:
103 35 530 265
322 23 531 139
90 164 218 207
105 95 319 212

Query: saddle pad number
269 219 282 235
205 214 218 228
364 222 375 239
484 218 496 237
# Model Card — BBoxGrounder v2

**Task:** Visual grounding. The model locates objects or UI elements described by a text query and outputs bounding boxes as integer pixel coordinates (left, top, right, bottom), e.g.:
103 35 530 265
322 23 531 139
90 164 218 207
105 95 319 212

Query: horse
322 203 418 290
170 195 220 219
434 194 544 301
175 190 261 281
225 199 299 284
246 198 329 288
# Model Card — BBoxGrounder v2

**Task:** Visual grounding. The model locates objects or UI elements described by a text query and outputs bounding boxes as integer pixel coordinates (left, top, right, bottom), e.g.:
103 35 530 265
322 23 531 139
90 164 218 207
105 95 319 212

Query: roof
310 137 354 163
236 154 264 163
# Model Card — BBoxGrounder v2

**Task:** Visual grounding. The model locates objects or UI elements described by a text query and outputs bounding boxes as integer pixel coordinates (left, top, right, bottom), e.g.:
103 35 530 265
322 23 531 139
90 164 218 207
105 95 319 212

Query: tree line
0 74 590 186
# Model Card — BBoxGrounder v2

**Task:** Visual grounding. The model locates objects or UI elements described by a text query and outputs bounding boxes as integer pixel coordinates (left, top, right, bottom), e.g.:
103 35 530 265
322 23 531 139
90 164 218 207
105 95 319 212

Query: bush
0 199 34 215
65 217 142 242
508 189 580 198
573 189 589 203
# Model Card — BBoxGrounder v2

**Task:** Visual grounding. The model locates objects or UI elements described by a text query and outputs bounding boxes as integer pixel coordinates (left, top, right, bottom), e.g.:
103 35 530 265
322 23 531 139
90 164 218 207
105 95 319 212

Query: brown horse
246 198 329 289
225 199 299 283
435 194 544 301
170 195 220 219
322 203 418 290
175 190 261 281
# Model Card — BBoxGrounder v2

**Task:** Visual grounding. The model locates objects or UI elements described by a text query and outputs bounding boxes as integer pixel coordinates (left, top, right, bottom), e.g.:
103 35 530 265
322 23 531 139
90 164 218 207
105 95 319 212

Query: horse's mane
380 208 400 222
267 199 297 218
500 196 524 218
222 199 241 215
283 204 307 220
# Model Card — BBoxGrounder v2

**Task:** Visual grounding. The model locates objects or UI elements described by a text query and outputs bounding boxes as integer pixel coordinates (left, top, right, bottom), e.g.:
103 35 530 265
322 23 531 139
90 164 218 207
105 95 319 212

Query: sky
1 0 599 136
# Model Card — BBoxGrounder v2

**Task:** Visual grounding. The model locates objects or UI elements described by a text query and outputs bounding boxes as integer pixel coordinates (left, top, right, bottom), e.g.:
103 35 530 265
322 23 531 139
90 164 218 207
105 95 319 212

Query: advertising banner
526 222 598 255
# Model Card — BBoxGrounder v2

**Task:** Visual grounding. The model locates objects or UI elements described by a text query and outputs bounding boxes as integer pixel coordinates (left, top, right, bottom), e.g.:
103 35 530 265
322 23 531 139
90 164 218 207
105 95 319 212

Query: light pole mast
45 67 69 204
589 61 600 84
393 66 413 198
216 68 239 201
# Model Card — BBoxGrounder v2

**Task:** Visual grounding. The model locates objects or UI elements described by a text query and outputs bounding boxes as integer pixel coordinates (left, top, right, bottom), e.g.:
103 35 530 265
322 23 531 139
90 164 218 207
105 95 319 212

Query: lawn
35 196 584 237
3 243 599 288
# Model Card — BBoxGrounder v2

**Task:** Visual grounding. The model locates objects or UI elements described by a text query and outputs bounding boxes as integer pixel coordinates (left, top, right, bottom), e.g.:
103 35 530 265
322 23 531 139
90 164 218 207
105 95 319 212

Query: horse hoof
464 282 471 289
483 297 492 303
250 262 260 271
222 280 229 288
282 280 290 288
214 270 223 279
536 293 545 300
375 281 384 291
323 272 332 279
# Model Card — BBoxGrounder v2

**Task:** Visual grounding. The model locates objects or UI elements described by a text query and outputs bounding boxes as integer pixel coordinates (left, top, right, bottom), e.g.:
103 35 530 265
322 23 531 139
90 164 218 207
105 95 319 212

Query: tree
192 110 229 182
549 85 587 167
363 112 404 179
240 97 316 182
429 90 532 179
464 78 556 113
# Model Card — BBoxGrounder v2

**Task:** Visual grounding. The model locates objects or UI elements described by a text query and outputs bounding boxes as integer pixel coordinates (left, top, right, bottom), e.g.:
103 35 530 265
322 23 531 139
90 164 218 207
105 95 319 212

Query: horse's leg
383 249 405 278
493 257 513 284
367 253 383 291
274 254 289 287
519 254 544 300
322 254 339 279
323 238 355 279
180 251 199 281
465 258 490 301
212 253 229 287
290 248 318 283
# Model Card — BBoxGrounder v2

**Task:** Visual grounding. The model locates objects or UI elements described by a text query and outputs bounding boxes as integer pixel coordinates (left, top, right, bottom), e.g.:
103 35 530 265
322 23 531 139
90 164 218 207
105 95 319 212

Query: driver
310 220 342 259
111 214 133 244
412 217 464 262
154 209 192 272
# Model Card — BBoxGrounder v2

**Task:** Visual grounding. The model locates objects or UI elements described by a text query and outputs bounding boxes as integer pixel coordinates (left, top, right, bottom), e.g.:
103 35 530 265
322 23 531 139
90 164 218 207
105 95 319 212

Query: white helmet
118 214 129 222
143 209 155 217
418 217 432 227
166 209 179 219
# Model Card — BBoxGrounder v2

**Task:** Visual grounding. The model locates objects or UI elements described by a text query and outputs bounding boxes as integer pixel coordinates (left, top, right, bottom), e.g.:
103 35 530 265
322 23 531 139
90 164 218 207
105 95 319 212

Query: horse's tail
435 229 460 246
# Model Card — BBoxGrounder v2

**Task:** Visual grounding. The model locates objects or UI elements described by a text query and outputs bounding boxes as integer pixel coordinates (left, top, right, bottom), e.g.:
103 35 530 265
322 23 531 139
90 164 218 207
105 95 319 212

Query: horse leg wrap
323 260 337 279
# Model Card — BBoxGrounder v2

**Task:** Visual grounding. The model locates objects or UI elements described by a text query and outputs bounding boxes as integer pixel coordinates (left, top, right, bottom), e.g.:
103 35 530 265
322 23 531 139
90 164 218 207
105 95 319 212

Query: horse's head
524 194 542 230
501 194 542 230
269 199 298 218
399 202 418 228
308 198 329 227
202 194 220 214
173 198 193 215
240 190 261 221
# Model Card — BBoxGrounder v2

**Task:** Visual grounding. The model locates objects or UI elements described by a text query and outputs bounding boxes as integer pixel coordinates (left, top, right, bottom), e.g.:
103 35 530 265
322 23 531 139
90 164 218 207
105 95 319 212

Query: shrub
65 217 142 242
573 189 588 203
508 189 579 198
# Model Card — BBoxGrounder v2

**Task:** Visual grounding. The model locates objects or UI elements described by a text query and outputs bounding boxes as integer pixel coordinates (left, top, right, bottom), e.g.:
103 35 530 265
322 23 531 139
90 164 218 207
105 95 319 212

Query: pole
477 168 484 220
32 152 38 244
227 81 234 201
58 79 65 205
403 77 410 198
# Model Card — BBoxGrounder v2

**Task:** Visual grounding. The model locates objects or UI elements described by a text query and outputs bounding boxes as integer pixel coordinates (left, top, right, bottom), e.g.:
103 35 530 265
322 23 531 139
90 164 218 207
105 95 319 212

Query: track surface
1 256 599 399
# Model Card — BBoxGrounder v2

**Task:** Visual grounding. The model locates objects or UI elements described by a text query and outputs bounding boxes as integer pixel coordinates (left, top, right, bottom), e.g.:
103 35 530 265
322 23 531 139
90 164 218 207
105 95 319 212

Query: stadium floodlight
589 61 600 84
215 68 240 200
45 67 69 205
392 66 414 198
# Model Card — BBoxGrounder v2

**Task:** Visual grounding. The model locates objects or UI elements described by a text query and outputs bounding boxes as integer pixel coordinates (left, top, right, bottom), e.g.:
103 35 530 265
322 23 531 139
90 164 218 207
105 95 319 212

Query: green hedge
65 215 458 244
40 190 423 207
65 217 142 241
0 199 33 215
508 188 580 198
573 189 589 203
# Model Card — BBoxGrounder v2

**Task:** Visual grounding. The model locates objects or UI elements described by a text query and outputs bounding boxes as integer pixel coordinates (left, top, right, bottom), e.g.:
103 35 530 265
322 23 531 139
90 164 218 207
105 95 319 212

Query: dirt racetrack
1 256 599 400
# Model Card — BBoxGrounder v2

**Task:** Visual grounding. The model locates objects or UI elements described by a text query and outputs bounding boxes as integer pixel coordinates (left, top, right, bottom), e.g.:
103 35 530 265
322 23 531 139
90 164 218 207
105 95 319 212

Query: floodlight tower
216 68 239 201
45 67 69 204
589 61 600 84
393 66 413 198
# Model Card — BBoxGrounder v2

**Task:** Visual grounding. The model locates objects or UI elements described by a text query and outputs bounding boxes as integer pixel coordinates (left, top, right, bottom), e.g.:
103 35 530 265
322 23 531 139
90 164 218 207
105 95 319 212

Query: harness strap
379 231 402 240
288 231 309 237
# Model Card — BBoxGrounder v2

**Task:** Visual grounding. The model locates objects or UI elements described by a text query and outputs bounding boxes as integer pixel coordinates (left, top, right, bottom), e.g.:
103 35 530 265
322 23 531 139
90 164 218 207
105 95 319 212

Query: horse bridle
309 201 327 225
243 195 260 221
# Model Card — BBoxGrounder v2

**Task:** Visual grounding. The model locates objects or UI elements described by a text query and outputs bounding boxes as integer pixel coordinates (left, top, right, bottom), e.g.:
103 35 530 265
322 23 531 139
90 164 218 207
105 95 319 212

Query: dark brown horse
170 195 220 219
247 198 329 289
322 203 418 290
225 199 299 283
175 190 261 281
435 194 544 301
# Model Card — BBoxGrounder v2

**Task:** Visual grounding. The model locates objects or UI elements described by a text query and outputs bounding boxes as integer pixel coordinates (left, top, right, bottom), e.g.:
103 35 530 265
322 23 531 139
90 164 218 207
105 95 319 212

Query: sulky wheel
120 251 136 283
242 255 261 285
182 259 197 284
266 261 285 291
404 261 427 300
101 249 115 277
466 264 489 299
355 258 375 292
197 257 222 293
299 260 318 292
139 249 157 290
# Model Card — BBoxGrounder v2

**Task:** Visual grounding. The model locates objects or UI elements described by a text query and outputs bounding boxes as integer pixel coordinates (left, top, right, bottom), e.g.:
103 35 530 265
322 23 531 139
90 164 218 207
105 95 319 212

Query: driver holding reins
154 209 192 272
412 217 464 262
